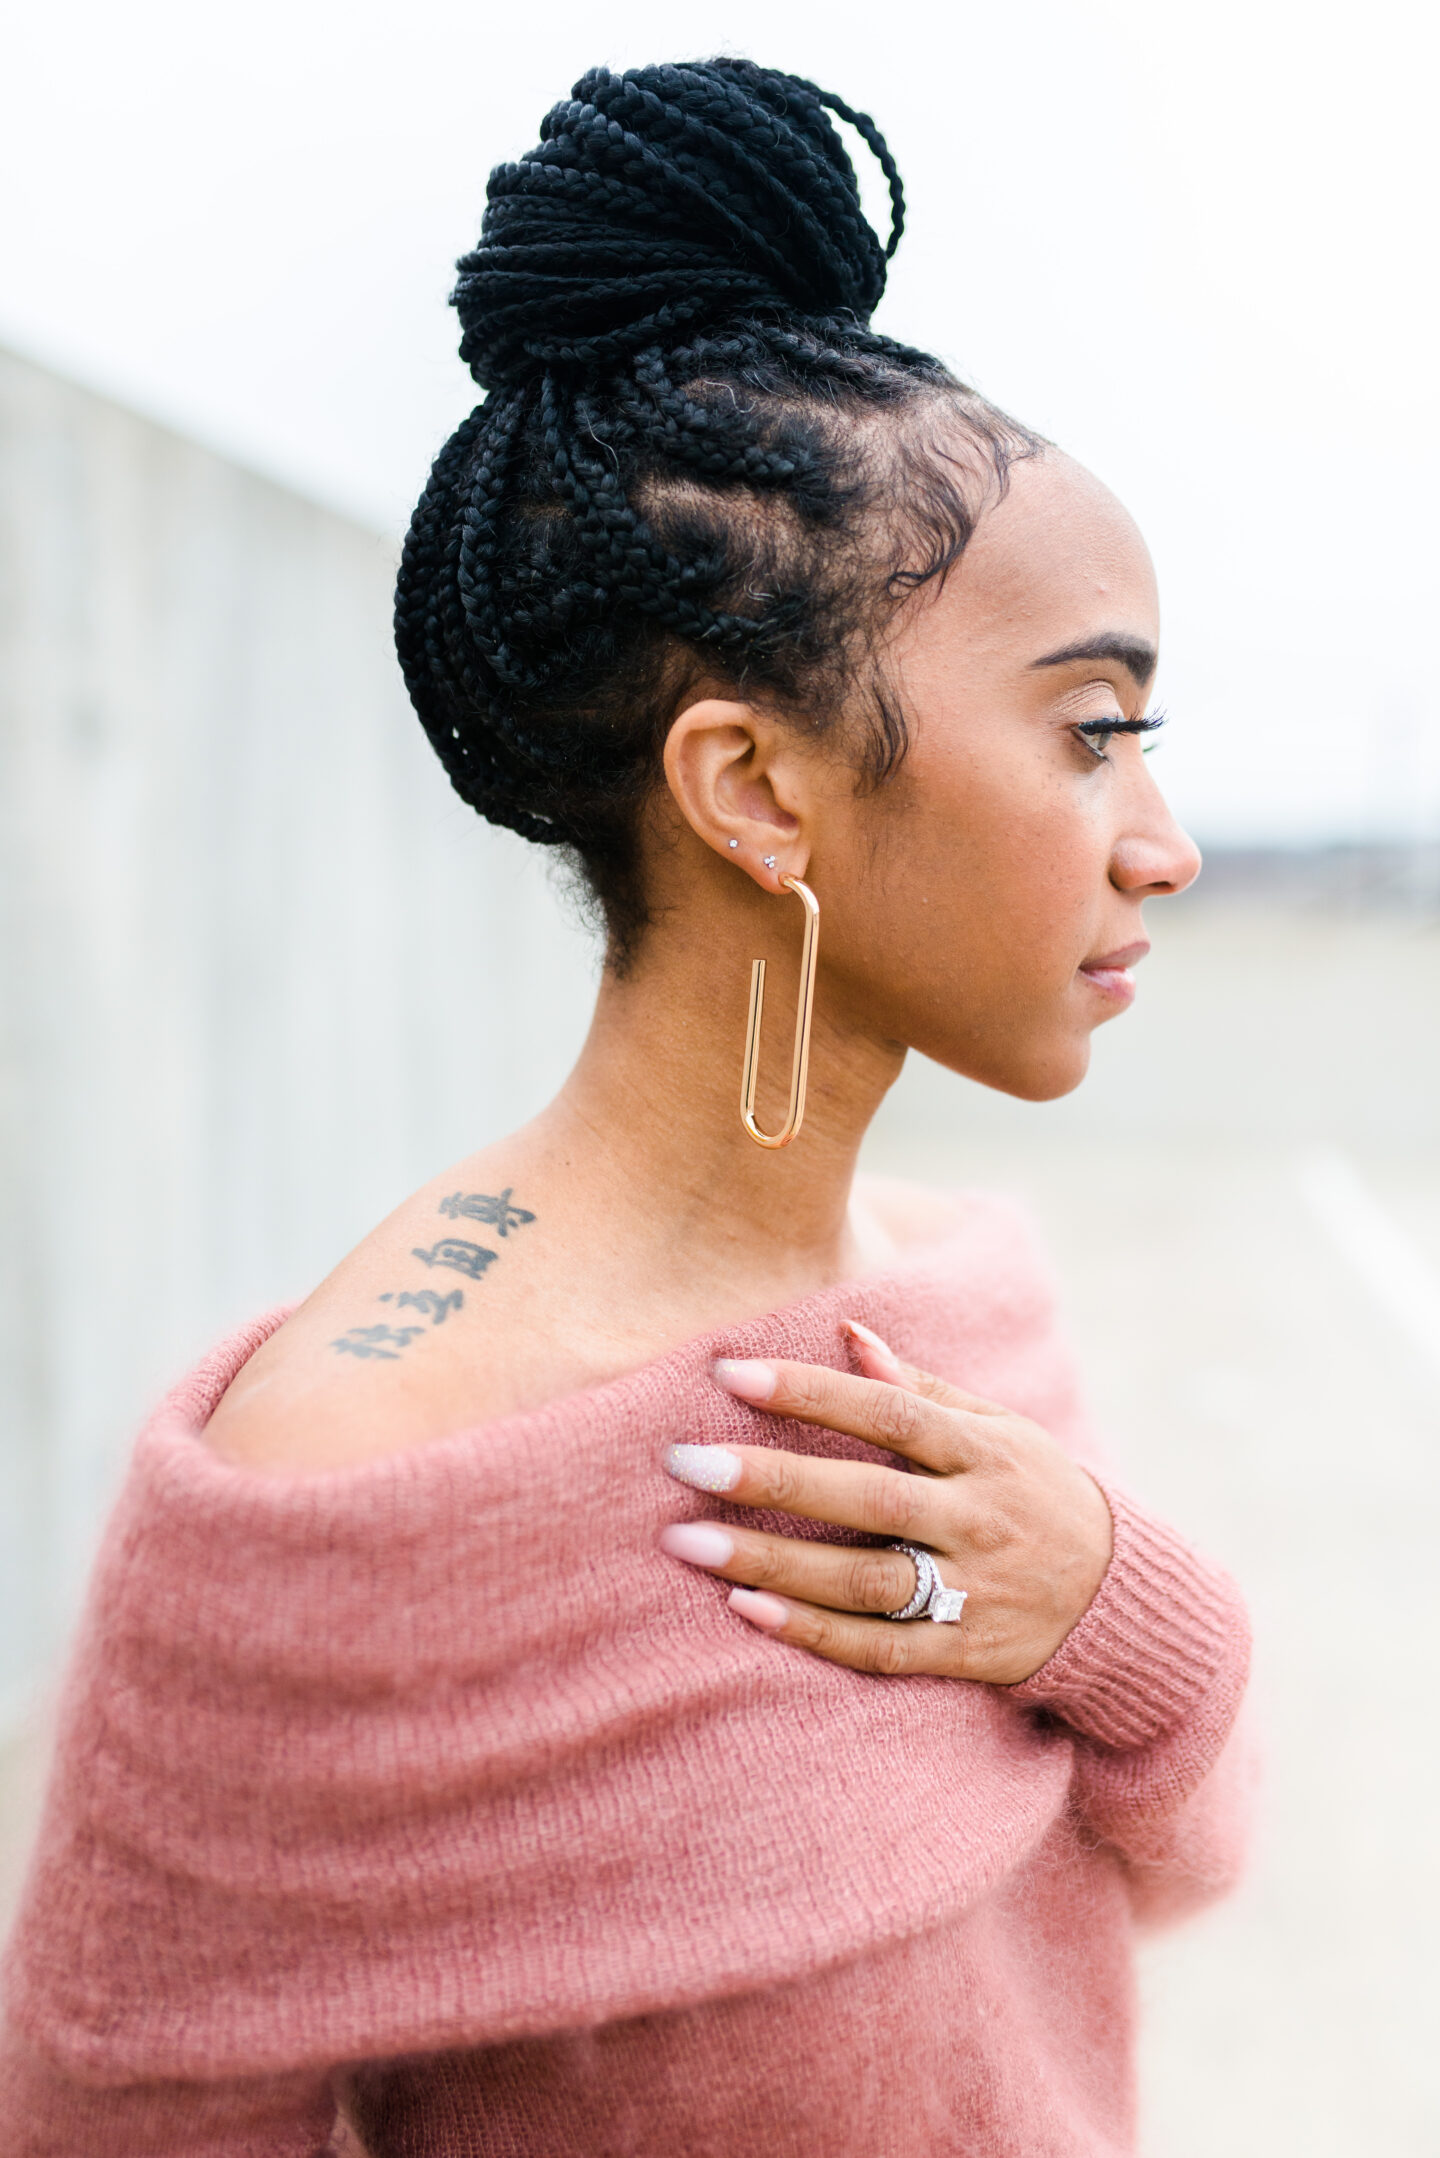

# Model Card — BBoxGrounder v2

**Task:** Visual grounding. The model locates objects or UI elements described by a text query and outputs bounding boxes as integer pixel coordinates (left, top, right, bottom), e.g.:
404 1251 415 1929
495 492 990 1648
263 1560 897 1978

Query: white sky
3 0 1437 846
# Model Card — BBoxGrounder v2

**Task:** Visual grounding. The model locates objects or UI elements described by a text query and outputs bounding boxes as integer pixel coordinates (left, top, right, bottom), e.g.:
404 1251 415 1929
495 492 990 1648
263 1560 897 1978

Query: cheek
904 759 1103 982
820 748 1111 1078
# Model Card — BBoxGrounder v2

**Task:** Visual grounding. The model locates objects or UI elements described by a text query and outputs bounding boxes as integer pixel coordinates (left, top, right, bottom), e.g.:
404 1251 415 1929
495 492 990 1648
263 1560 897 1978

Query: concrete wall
0 347 596 1711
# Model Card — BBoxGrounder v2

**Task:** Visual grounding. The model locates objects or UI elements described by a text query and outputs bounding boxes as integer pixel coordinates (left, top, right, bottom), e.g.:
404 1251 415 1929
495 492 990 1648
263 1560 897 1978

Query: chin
940 1035 1093 1103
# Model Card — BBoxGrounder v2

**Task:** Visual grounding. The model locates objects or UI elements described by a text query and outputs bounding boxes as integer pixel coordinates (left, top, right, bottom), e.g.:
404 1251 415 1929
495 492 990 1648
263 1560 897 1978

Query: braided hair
395 58 1039 959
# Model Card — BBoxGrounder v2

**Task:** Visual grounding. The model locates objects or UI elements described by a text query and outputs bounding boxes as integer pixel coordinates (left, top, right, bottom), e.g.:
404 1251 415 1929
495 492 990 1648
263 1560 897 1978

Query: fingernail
713 1358 777 1403
659 1522 735 1567
845 1319 904 1384
664 1444 742 1493
728 1587 789 1632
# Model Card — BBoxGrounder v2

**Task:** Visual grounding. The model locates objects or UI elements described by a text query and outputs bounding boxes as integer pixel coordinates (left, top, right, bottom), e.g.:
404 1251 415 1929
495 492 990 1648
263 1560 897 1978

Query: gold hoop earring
741 875 820 1150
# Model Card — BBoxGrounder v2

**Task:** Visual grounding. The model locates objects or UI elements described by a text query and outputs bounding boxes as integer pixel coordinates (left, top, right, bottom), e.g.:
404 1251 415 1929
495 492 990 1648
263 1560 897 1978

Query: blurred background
1 2 1437 2150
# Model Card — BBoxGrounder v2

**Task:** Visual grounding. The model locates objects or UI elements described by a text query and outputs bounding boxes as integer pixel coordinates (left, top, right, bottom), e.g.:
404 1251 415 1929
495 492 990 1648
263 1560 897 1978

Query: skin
206 445 1200 1687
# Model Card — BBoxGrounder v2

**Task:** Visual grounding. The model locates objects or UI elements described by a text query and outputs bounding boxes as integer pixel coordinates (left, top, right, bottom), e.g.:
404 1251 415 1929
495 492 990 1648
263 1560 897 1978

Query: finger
664 1441 936 1542
659 1519 934 1615
846 1322 1010 1421
725 1587 970 1679
711 1354 978 1473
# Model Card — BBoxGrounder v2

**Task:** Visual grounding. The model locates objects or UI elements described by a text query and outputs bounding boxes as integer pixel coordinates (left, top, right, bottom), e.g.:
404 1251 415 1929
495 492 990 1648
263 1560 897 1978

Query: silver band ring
884 1543 939 1622
885 1542 968 1625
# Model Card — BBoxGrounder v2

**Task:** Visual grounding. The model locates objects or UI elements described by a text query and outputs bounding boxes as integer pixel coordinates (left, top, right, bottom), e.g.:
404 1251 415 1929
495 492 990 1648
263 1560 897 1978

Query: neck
529 913 905 1308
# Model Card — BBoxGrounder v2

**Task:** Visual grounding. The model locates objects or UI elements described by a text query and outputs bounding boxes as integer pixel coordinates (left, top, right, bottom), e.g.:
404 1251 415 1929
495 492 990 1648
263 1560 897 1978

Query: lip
1078 940 1149 1005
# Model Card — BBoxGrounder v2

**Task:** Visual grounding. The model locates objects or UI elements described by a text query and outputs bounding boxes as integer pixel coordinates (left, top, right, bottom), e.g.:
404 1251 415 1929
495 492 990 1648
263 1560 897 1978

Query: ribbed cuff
1008 1477 1247 1751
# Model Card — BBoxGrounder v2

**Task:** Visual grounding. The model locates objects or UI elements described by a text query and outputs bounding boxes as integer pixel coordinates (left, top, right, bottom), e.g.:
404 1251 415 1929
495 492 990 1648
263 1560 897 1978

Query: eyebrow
1030 634 1158 689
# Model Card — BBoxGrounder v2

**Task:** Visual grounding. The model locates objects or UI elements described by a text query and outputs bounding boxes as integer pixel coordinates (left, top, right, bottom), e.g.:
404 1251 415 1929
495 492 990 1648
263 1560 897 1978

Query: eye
1073 710 1167 764
1074 719 1123 761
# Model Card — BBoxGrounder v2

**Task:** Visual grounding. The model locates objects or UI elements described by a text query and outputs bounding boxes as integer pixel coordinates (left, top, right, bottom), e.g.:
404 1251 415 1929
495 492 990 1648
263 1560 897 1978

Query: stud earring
728 838 739 849
763 855 776 870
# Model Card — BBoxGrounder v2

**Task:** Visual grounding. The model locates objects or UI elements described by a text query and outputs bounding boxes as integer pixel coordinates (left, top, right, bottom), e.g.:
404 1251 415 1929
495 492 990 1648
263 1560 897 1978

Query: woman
3 58 1249 2158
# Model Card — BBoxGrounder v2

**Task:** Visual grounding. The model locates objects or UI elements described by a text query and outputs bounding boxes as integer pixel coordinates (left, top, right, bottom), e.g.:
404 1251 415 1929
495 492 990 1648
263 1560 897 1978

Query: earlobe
663 698 811 889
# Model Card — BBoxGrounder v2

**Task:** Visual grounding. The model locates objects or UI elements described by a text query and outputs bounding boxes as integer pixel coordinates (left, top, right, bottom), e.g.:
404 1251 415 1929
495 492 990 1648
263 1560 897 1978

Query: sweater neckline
187 1197 1003 1489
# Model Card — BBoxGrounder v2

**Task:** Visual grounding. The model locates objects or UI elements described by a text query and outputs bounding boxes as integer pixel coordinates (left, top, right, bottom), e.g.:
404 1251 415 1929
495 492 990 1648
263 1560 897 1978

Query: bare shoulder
201 1160 972 1478
850 1172 968 1254
203 1149 578 1477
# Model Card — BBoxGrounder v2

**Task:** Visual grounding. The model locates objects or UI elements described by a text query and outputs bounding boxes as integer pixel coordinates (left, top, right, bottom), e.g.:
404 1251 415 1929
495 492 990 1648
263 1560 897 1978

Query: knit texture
1 1196 1251 2156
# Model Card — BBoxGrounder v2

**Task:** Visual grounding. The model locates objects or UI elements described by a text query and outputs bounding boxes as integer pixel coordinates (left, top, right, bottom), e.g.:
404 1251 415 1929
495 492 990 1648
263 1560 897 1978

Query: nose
1109 776 1202 898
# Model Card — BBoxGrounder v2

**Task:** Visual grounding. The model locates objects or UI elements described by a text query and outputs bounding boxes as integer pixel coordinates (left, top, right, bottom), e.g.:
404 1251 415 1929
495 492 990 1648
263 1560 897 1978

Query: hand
660 1322 1113 1685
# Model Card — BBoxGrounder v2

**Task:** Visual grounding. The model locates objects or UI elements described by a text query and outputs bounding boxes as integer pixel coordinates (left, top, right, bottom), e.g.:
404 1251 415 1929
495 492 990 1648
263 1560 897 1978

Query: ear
662 700 813 894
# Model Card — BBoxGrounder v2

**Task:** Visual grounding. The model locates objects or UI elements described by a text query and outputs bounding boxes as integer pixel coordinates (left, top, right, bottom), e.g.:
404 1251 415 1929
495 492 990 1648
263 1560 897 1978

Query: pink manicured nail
659 1522 735 1567
728 1587 789 1631
664 1444 742 1493
712 1358 777 1403
845 1319 904 1384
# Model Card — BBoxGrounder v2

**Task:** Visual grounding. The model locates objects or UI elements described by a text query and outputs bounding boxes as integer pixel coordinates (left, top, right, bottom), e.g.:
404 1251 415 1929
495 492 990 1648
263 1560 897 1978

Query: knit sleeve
0 2026 336 2158
1007 1476 1255 1924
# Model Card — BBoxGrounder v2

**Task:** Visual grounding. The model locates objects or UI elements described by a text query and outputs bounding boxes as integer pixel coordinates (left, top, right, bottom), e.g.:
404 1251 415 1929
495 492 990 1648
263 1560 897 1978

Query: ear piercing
727 840 780 872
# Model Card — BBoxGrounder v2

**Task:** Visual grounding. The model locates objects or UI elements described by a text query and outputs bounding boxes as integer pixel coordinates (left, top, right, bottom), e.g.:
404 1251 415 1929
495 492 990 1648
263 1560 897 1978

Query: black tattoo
438 1188 536 1237
331 1188 534 1361
332 1323 428 1361
379 1289 464 1324
411 1238 498 1281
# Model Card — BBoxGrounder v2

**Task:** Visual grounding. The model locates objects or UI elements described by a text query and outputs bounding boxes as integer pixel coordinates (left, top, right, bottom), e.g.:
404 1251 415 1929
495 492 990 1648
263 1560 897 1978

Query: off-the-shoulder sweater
1 1196 1251 2157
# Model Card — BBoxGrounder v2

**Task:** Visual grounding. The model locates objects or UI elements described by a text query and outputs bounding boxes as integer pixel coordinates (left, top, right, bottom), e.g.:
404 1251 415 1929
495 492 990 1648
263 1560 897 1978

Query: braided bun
394 59 1036 960
454 60 904 388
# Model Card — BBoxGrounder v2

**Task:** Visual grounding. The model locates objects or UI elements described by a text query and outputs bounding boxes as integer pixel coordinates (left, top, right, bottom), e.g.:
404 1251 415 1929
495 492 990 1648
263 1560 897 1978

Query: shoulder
851 1175 1059 1315
202 1151 573 1477
849 1172 970 1255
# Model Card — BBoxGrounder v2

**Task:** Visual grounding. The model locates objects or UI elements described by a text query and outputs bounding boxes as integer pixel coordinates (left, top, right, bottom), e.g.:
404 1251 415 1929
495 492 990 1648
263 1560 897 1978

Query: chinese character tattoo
331 1188 536 1360
410 1238 497 1281
379 1289 464 1324
331 1323 428 1361
438 1188 536 1237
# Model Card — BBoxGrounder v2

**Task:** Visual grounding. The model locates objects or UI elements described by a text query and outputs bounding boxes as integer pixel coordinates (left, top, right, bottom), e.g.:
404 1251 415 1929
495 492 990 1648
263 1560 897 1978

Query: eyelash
1074 709 1167 763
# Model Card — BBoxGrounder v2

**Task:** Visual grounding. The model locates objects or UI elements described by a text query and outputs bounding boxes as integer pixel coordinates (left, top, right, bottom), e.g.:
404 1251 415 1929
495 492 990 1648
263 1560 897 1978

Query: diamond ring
885 1543 968 1625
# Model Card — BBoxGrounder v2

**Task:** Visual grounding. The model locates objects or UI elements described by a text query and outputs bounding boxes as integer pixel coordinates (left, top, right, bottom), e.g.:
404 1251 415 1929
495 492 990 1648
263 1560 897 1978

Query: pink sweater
2 1199 1251 2157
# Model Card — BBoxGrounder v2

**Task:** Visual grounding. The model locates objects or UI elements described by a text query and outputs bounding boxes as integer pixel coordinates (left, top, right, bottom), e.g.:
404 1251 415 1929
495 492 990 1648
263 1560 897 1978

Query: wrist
1008 1476 1249 1750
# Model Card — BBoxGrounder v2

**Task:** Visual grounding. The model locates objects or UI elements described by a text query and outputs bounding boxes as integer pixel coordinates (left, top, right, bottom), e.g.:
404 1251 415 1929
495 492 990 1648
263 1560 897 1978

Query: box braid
395 57 1039 959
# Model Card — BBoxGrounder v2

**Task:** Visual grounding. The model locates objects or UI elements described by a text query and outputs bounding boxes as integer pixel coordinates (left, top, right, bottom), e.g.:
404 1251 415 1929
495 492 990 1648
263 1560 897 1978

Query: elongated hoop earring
741 875 820 1150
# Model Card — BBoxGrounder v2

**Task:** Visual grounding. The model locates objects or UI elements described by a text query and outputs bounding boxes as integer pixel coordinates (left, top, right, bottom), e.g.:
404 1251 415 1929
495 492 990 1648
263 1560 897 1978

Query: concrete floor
3 891 1438 2152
